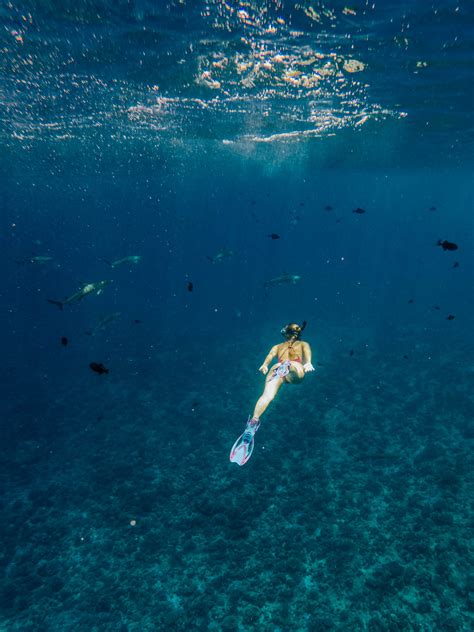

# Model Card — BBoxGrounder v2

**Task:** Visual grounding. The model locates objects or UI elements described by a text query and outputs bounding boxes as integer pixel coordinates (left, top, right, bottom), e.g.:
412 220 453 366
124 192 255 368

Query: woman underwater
230 321 315 466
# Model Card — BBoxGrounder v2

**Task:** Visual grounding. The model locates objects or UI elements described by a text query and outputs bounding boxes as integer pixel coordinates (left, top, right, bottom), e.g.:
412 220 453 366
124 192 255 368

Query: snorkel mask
281 321 307 340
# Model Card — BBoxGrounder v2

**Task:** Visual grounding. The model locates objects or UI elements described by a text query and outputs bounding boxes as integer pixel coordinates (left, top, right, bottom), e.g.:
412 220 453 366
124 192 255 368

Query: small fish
16 255 54 265
61 336 68 346
324 205 333 211
207 249 234 263
429 206 436 211
132 319 142 324
446 314 455 320
47 280 112 310
433 305 441 310
353 207 366 214
103 255 141 268
408 299 414 304
437 239 458 251
85 312 121 337
187 281 194 292
89 362 109 375
453 262 459 268
264 274 301 289
403 354 409 359
268 233 280 240
349 349 354 356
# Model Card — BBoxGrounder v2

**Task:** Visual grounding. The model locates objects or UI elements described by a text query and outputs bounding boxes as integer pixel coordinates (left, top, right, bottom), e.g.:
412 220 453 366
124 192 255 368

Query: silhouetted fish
268 233 280 240
437 239 458 251
349 349 354 356
433 305 441 310
264 274 301 289
446 315 455 320
89 362 109 375
453 262 459 268
103 255 141 268
47 280 111 310
429 206 436 211
16 255 54 265
132 319 142 324
187 281 194 292
61 336 68 346
207 249 234 263
85 312 121 337
408 299 414 304
324 205 333 211
353 207 366 214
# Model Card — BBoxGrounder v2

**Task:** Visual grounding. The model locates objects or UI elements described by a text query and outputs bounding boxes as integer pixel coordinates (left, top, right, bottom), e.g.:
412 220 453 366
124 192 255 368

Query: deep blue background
1 1 473 630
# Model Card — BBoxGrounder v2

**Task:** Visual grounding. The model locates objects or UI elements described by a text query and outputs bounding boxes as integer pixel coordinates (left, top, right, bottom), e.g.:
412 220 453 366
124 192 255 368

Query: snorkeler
230 321 315 466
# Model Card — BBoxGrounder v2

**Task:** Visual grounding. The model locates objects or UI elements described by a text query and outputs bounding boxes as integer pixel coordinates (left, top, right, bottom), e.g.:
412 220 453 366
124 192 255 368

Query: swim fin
229 417 260 466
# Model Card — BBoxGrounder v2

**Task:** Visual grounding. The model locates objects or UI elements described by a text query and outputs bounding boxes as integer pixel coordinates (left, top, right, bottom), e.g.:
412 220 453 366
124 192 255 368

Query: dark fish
268 233 280 240
453 262 459 268
299 202 305 207
437 239 458 251
408 299 414 304
89 362 109 375
349 349 354 356
429 206 436 211
403 355 409 359
324 205 333 211
132 319 142 324
353 207 366 214
446 315 455 320
61 336 68 346
433 305 440 310
187 281 194 292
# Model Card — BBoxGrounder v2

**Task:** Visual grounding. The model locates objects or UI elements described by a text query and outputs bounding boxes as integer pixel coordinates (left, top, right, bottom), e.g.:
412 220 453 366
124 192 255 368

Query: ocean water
1 1 473 630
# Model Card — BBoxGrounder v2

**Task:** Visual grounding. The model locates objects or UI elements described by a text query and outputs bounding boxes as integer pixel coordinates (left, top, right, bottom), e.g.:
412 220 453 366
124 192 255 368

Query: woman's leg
252 372 284 420
285 361 305 384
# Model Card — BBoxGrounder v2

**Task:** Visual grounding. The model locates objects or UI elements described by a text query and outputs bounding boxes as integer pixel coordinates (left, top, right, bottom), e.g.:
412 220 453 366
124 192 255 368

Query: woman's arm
302 342 315 372
259 345 278 374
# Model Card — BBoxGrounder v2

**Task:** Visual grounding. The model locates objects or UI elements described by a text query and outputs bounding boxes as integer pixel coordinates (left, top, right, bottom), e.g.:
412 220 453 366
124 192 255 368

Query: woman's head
281 321 306 340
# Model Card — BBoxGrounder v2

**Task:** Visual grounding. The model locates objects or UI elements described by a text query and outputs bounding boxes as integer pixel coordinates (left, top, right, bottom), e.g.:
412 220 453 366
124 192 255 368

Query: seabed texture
1 329 472 631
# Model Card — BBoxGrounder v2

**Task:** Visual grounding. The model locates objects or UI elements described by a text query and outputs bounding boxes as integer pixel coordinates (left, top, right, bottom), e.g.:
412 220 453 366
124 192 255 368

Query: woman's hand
303 362 315 372
259 365 268 375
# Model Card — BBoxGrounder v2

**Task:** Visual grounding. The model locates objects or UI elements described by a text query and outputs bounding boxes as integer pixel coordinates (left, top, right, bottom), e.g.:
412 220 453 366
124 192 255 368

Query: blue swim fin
229 417 260 466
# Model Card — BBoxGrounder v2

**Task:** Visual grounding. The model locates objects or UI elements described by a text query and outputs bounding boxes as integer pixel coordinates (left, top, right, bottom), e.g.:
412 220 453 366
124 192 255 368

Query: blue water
1 2 473 630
